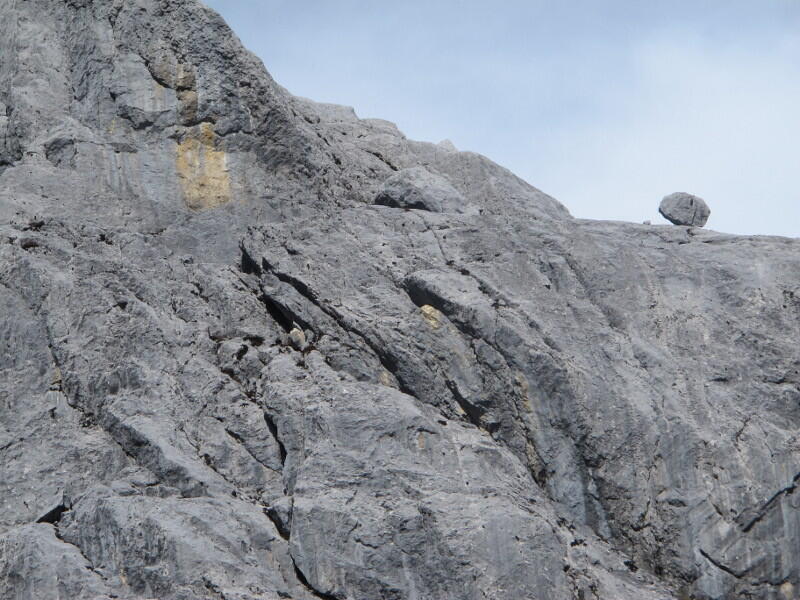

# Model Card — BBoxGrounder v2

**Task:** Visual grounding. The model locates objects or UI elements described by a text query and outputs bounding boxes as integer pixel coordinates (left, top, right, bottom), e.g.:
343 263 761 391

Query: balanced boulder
659 192 710 227
375 166 466 213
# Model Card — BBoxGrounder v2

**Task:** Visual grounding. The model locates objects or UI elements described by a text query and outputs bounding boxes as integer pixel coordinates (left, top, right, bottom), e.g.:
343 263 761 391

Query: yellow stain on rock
176 122 231 210
378 370 393 387
781 582 795 600
420 304 442 330
516 372 532 411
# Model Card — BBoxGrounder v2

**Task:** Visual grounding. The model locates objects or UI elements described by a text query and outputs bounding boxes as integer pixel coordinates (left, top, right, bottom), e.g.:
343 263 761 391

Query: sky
204 0 800 237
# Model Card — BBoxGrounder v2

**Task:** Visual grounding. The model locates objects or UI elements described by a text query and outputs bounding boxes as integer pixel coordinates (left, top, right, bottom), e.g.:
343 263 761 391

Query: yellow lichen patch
420 304 442 330
178 89 198 124
176 63 196 91
378 370 393 387
50 366 62 391
176 122 231 210
781 582 795 600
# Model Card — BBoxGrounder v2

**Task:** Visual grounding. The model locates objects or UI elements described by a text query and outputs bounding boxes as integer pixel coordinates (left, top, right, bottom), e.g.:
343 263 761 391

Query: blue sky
205 1 800 236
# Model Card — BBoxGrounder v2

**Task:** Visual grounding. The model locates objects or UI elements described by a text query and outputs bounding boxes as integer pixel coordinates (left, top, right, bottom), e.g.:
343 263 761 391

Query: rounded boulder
659 192 710 227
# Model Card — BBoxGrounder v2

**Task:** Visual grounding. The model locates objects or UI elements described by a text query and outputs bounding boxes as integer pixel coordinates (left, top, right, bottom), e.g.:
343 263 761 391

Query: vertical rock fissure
258 256 419 398
263 412 287 466
291 559 340 600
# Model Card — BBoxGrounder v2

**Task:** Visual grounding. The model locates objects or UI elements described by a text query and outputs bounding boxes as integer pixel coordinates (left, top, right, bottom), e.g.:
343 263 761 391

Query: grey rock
17 236 39 250
375 166 469 213
266 495 293 540
287 327 307 352
34 490 72 525
0 524 116 600
659 191 711 226
0 1 798 599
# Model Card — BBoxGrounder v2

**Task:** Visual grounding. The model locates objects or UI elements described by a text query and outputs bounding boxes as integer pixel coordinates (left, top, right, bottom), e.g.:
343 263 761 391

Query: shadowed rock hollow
1 2 799 599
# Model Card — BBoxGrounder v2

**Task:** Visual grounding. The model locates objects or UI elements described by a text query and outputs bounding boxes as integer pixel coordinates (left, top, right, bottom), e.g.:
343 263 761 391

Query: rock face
374 166 470 213
659 192 711 226
1 2 799 600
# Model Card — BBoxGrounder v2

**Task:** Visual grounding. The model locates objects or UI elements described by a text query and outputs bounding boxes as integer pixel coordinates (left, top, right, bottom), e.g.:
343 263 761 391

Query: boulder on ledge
659 192 711 227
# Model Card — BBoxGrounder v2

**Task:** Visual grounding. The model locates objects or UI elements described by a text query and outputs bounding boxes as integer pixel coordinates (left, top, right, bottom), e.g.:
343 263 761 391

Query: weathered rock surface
1 2 799 599
659 192 711 227
374 166 470 213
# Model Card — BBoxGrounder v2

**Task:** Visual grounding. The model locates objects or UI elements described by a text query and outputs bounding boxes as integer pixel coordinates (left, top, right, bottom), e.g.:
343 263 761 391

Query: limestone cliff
2 2 799 599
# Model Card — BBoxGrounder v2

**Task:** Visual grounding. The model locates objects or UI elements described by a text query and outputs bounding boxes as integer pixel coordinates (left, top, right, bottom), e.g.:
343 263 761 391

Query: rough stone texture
374 166 471 213
659 192 711 227
1 2 799 599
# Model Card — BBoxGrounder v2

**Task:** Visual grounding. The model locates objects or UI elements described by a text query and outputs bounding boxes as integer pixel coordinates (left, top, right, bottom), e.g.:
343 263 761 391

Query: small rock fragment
288 326 307 351
420 304 442 329
659 192 710 227
18 237 39 249
266 496 293 539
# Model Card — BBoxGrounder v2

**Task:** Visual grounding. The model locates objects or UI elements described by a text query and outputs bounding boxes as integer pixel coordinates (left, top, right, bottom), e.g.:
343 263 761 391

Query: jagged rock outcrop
374 166 471 213
1 2 799 599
